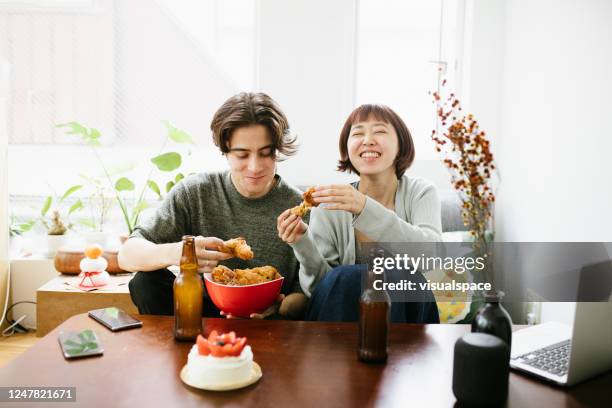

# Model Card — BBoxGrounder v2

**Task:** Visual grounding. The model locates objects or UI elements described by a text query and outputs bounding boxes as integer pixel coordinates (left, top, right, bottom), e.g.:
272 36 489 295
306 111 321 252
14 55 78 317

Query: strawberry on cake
182 331 260 389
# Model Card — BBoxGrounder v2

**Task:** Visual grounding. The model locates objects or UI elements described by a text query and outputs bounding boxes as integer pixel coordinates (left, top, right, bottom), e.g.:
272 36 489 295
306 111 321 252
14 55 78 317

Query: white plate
180 362 262 391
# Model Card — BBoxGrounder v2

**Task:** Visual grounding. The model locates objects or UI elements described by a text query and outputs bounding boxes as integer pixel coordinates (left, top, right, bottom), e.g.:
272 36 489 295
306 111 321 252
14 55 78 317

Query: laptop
510 302 612 386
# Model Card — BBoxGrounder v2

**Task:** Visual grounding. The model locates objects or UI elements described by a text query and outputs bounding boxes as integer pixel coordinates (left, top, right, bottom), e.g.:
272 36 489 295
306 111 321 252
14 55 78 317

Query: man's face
226 124 277 198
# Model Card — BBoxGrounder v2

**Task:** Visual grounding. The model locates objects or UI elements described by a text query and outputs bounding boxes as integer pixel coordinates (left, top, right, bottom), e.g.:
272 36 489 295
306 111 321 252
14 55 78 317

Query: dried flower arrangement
431 80 498 288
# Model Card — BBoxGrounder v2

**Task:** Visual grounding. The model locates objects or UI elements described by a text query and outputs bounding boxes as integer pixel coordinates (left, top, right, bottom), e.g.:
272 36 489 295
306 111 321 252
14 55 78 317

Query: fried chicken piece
211 265 281 286
217 237 254 260
290 186 318 217
291 202 310 217
233 266 281 285
303 186 317 207
211 265 235 285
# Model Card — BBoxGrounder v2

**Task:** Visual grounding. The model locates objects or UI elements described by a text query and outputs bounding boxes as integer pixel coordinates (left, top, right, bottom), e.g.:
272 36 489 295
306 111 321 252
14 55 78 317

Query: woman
277 104 441 322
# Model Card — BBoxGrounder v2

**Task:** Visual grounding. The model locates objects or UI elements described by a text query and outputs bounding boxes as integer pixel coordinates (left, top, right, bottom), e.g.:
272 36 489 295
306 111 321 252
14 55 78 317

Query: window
355 0 459 160
4 0 463 240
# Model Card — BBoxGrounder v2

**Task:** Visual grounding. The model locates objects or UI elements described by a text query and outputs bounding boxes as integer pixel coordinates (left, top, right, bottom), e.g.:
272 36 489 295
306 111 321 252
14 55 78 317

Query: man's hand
277 209 308 244
278 293 308 319
220 294 285 319
194 236 232 274
311 184 367 215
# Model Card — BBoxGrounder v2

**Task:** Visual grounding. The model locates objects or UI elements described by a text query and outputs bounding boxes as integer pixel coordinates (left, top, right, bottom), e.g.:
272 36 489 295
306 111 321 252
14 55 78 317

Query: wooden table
36 274 138 337
1 314 611 407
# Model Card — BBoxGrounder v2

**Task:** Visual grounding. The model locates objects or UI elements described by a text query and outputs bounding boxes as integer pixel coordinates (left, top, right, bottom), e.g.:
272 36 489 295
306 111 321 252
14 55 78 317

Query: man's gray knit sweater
131 171 306 294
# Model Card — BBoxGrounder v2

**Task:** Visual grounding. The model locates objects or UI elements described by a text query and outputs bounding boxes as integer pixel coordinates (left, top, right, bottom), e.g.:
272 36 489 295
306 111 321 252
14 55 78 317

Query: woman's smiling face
347 118 399 178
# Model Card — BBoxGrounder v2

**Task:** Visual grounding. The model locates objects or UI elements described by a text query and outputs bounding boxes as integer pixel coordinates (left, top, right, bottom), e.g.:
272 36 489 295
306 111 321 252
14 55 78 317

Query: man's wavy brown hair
211 92 297 161
337 104 415 178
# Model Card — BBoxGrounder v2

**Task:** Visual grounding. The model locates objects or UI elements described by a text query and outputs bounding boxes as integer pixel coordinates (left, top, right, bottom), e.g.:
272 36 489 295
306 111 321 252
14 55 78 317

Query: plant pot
471 291 513 347
46 235 68 258
83 231 109 248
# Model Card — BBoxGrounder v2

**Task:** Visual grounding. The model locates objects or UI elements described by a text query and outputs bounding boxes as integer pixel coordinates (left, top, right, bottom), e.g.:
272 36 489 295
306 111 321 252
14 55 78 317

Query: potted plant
78 174 113 247
31 185 84 257
56 120 195 240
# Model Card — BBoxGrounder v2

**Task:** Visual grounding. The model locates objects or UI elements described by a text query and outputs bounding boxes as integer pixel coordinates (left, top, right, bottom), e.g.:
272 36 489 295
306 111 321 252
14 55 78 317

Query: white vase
83 231 109 248
46 235 68 258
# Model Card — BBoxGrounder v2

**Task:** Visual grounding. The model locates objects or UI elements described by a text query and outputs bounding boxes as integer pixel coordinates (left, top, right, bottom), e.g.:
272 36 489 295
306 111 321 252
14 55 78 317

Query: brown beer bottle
174 235 203 341
358 249 391 363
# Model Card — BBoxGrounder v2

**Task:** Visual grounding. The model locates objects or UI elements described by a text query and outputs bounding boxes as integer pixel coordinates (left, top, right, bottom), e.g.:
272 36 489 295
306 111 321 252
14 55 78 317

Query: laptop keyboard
512 339 571 377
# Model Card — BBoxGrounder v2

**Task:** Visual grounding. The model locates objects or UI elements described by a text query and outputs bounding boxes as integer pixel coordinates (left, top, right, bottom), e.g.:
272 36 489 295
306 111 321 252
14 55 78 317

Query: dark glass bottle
358 249 391 363
174 235 203 341
471 291 512 347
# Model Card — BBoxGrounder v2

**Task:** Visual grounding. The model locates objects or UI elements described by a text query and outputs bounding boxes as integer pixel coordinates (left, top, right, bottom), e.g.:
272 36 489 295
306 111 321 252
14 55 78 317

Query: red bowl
204 273 284 318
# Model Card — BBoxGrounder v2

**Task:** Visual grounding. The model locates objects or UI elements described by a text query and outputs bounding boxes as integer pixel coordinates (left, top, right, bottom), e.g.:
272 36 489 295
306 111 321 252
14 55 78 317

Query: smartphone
88 307 143 332
58 330 104 359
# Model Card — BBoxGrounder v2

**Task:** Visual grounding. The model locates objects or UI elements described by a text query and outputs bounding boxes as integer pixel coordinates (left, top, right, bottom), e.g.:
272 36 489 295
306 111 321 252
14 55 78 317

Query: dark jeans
305 264 440 323
128 269 221 317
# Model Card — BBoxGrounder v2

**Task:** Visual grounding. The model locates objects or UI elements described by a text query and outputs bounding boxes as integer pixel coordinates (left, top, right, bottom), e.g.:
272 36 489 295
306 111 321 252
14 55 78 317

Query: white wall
467 0 612 242
467 0 612 321
496 0 612 242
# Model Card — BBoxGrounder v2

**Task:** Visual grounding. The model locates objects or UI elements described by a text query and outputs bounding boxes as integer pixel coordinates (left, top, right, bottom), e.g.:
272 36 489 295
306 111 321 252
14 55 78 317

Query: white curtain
0 58 10 330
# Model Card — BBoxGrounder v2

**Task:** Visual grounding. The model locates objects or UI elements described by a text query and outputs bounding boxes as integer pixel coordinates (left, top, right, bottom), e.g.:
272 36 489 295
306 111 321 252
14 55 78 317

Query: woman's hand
193 236 232 274
311 184 367 215
277 209 308 244
220 294 285 319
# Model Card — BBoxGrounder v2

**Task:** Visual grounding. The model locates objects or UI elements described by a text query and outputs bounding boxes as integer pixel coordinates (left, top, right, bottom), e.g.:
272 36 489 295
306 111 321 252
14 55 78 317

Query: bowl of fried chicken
204 265 283 318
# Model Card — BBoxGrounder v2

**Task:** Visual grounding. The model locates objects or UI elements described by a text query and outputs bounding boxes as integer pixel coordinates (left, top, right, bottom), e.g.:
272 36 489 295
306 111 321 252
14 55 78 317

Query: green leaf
106 308 119 319
79 219 96 229
89 128 101 139
64 330 98 355
41 196 52 217
163 120 195 144
130 200 149 226
151 152 181 172
82 329 95 340
115 177 135 192
133 200 149 213
56 122 87 136
108 162 137 176
60 185 82 202
174 173 184 183
68 199 83 215
17 220 36 233
165 181 175 193
66 347 85 356
146 180 161 199
57 123 100 144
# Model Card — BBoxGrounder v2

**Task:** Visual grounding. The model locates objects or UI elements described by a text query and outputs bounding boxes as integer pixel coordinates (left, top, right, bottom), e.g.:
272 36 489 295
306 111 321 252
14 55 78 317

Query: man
119 92 307 318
